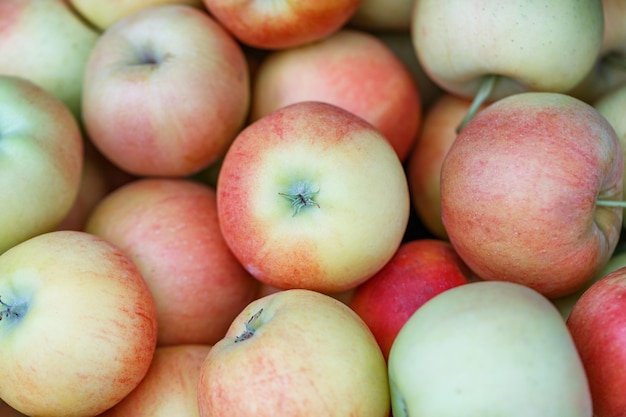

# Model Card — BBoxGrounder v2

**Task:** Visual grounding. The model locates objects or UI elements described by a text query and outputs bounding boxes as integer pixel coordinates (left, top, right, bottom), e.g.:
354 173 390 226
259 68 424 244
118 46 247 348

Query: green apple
197 289 390 416
388 281 592 417
412 0 604 129
0 230 158 417
0 0 99 119
0 75 83 255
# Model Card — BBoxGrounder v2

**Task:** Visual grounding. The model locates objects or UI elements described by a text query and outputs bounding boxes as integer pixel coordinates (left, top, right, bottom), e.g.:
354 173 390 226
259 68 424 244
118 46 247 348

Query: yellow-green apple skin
217 101 410 293
249 29 422 162
0 0 99 119
69 0 205 30
0 75 83 255
85 178 260 347
388 281 592 417
594 83 626 227
98 344 211 417
0 231 158 417
412 0 604 100
197 289 390 417
82 5 250 177
441 92 623 299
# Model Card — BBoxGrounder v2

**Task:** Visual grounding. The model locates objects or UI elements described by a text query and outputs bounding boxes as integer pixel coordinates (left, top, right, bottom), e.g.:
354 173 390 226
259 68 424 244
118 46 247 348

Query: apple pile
2 0 626 416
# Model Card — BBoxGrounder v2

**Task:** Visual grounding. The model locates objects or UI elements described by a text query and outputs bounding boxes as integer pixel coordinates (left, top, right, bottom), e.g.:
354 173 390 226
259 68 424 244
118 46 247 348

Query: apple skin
97 344 212 417
388 281 592 417
250 29 422 162
594 82 626 228
69 0 205 30
0 75 83 255
197 289 390 417
411 0 604 100
85 178 260 346
441 92 623 299
348 239 472 360
217 101 410 293
0 0 99 119
407 93 484 240
0 230 158 417
202 0 363 50
82 5 250 177
567 267 626 417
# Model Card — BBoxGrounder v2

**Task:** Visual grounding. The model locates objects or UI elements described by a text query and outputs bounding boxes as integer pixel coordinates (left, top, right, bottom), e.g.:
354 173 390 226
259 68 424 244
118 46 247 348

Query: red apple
82 5 250 177
98 344 212 417
567 267 626 417
250 29 422 162
441 92 623 298
349 239 471 360
217 101 410 293
202 0 363 49
85 178 260 346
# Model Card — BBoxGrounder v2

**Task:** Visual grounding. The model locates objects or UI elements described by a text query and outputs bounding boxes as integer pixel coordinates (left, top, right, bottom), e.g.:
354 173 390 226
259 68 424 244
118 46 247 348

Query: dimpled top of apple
441 92 623 299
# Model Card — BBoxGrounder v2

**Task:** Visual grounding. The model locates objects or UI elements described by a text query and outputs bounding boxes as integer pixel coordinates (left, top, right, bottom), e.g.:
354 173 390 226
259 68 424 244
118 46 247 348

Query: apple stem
234 308 264 343
0 296 18 321
596 199 626 208
456 74 499 133
279 181 320 217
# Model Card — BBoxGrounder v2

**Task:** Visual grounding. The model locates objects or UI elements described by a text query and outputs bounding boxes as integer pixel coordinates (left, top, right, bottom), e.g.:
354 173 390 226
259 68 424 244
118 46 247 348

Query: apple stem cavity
596 199 626 208
0 296 25 323
234 308 264 343
456 74 499 133
279 181 320 217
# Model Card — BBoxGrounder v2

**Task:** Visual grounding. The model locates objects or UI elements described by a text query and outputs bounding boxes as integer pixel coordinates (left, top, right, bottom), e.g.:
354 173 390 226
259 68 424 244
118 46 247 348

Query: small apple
567 266 626 417
202 0 363 49
349 239 471 360
217 101 410 293
411 0 604 127
249 29 422 162
0 230 158 417
98 344 212 417
0 0 99 119
85 178 260 346
197 289 390 417
0 75 83 255
407 93 482 239
82 5 250 177
69 0 205 30
388 281 592 417
441 92 623 298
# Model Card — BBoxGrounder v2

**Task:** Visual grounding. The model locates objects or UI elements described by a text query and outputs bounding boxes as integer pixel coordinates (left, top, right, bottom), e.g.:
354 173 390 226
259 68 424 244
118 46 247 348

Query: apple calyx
0 296 25 322
279 181 321 217
234 308 264 343
456 74 499 133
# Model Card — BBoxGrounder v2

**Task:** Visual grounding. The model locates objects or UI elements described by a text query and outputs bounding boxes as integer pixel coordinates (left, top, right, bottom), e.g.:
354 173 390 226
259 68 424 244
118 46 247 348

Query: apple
97 344 212 417
0 230 158 417
593 82 626 227
82 4 250 177
68 0 205 30
349 239 472 360
440 92 623 299
567 266 626 417
0 0 100 119
202 0 363 50
388 280 592 417
217 101 410 293
411 0 604 128
85 178 260 346
249 28 422 162
348 0 413 32
0 75 83 255
407 93 482 240
197 289 390 417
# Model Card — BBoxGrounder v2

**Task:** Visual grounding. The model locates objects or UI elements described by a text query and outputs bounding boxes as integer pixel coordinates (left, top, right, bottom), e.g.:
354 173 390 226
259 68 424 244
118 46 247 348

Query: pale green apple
412 0 604 103
0 0 100 119
0 75 83 255
388 281 592 417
